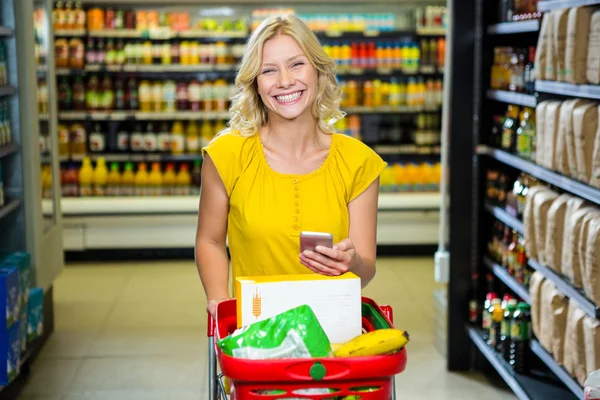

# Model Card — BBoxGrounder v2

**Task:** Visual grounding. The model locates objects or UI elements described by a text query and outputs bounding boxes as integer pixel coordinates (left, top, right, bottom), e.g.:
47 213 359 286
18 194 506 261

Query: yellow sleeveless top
201 131 387 283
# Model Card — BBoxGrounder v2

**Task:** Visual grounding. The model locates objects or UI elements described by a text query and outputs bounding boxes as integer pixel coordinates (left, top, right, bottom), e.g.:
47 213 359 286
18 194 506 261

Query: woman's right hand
207 298 231 319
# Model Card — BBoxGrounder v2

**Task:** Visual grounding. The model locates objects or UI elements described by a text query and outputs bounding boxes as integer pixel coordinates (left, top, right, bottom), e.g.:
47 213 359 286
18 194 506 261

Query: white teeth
275 91 302 103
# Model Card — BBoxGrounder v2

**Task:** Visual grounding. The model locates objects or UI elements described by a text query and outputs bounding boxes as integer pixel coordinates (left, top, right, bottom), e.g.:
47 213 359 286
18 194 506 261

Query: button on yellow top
293 179 299 184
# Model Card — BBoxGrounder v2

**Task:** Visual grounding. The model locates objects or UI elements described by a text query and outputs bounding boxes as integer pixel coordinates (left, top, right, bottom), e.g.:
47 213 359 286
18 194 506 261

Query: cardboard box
236 273 362 344
18 298 27 354
27 288 43 344
1 252 31 309
0 321 20 385
0 267 19 331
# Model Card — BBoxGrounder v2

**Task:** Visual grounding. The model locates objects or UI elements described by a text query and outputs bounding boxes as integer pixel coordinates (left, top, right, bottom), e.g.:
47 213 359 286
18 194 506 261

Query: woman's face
256 34 318 121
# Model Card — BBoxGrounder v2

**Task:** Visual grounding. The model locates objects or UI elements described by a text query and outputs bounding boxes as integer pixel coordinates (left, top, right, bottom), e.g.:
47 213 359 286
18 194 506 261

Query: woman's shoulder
202 130 258 160
333 133 381 162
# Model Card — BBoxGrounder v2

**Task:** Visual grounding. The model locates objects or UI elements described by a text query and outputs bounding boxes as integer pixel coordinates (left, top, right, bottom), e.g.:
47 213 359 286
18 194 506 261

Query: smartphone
300 231 334 253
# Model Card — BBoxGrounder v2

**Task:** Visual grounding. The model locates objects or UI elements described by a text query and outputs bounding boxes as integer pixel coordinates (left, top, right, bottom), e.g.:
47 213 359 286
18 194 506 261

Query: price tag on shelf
376 67 393 75
364 30 380 37
148 28 175 40
325 30 343 37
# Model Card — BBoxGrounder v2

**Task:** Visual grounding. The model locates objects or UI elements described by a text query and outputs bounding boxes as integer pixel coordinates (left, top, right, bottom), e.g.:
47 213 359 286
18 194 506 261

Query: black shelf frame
486 90 537 107
483 202 524 234
486 20 540 35
0 199 20 222
482 256 531 303
536 80 600 101
0 143 17 159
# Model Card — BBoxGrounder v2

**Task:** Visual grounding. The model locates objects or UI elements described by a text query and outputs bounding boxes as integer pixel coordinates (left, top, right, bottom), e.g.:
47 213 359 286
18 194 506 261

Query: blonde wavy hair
224 14 345 137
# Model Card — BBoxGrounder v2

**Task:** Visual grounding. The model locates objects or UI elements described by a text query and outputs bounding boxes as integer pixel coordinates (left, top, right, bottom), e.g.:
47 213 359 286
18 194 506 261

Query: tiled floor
17 257 516 400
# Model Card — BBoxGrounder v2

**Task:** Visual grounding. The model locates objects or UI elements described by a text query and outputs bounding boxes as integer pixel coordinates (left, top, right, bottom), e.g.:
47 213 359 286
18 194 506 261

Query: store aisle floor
17 257 515 400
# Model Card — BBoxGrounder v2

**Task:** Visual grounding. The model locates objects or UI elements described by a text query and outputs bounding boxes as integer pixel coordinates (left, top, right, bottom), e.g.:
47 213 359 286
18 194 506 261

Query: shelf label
364 30 381 37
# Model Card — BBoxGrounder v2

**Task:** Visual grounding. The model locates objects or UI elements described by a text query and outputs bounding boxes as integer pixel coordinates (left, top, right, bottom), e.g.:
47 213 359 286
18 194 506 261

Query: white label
120 185 134 197
130 133 145 152
186 137 199 152
89 133 106 152
171 135 185 153
80 185 93 197
158 133 171 152
117 132 129 151
144 133 157 152
134 186 146 196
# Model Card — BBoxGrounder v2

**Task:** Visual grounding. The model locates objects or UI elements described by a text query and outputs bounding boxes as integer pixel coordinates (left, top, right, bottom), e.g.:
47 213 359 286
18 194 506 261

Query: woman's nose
277 69 295 88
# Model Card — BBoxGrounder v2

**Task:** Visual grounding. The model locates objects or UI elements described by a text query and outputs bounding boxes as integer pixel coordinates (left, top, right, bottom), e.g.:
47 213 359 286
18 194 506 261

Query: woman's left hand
299 238 358 276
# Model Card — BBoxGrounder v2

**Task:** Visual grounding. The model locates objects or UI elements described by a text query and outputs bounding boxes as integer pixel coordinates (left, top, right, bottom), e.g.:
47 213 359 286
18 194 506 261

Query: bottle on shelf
144 122 157 153
185 120 200 154
488 298 503 347
468 272 480 325
501 105 520 153
192 159 202 196
79 157 93 197
516 107 535 160
162 163 177 196
176 163 192 196
130 123 144 152
106 163 121 197
120 162 135 197
62 164 79 197
482 292 498 341
501 299 518 360
148 163 162 197
510 302 531 374
524 47 536 95
93 158 108 196
73 76 86 111
69 123 87 156
134 162 149 197
89 123 106 153
157 122 171 154
171 121 185 155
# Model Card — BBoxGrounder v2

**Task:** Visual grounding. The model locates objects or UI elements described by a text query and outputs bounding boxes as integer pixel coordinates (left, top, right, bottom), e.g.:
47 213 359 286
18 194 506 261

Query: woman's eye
292 62 304 68
261 69 274 74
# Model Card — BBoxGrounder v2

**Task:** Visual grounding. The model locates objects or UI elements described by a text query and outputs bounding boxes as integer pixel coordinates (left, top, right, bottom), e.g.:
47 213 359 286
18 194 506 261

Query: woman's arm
300 178 380 287
195 154 231 311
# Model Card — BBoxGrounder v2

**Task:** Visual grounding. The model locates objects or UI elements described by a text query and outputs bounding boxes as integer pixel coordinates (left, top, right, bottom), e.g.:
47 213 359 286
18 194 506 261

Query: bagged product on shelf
569 101 595 178
549 287 569 365
535 13 551 81
524 185 550 260
545 193 572 272
544 101 563 170
561 198 589 282
544 12 557 81
578 211 600 290
590 105 600 188
529 271 545 338
553 9 570 82
564 301 588 385
557 99 586 176
567 207 597 288
584 217 600 304
533 189 559 264
574 102 599 182
535 101 549 167
586 11 600 84
539 280 556 352
566 6 599 84
584 316 600 378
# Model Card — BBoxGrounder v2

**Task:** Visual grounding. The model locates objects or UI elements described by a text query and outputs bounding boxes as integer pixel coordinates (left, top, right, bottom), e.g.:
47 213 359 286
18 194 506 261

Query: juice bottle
372 80 382 108
126 77 139 110
151 81 162 112
162 80 177 112
363 80 373 107
74 1 86 31
69 123 87 156
148 162 162 196
101 76 114 111
176 82 188 110
200 119 213 148
191 160 202 195
215 42 227 65
180 41 190 65
162 162 176 196
53 1 65 31
186 121 200 153
106 162 121 196
190 41 201 65
389 78 400 107
135 162 149 197
41 165 52 199
130 123 145 152
330 43 340 66
120 162 135 196
89 123 106 153
213 80 228 111
93 157 108 196
341 42 351 67
86 75 99 110
63 163 79 197
142 41 153 65
114 78 125 110
188 80 202 111
69 38 85 69
176 163 192 196
139 80 152 112
72 76 86 111
144 122 157 153
105 39 116 65
79 157 94 197
171 121 185 154
157 122 171 154
406 78 417 107
358 42 368 68
213 120 226 137
375 43 385 68
161 43 172 65
58 124 70 156
510 302 532 374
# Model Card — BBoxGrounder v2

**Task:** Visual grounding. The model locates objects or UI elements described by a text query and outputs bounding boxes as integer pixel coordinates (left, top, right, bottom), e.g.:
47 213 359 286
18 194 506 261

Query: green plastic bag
217 304 332 359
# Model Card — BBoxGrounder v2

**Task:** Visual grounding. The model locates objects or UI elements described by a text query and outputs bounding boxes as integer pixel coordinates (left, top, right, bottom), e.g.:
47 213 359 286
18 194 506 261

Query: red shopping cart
207 297 407 399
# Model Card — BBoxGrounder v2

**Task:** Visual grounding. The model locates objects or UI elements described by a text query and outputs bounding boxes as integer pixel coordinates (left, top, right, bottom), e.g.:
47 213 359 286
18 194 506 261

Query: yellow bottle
142 41 153 65
171 121 185 155
120 162 135 197
79 157 94 197
41 165 52 199
341 42 351 69
213 119 225 137
380 165 396 192
148 162 162 197
406 78 417 108
175 163 192 196
106 162 121 197
389 78 400 107
200 119 214 148
372 79 382 108
92 157 108 197
162 162 177 196
134 162 149 197
186 121 200 154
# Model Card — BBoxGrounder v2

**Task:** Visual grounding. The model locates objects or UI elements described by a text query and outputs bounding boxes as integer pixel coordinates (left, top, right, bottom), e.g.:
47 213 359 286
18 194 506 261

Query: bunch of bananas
333 328 409 357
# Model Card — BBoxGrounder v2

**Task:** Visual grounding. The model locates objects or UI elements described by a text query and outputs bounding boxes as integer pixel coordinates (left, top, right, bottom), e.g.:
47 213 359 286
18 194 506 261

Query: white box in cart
235 273 362 344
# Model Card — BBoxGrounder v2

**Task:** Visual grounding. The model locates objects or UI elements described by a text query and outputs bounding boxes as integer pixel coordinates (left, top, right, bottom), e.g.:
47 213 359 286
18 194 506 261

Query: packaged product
535 13 551 81
587 11 600 84
549 287 569 365
544 12 557 81
217 304 332 359
579 212 600 291
544 101 563 170
585 217 600 304
589 105 600 188
539 280 556 352
564 301 588 385
584 316 600 379
533 189 559 264
529 271 546 338
561 199 588 284
566 6 599 84
535 101 549 167
553 9 570 81
557 99 580 175
573 102 599 183
524 186 549 260
545 193 571 273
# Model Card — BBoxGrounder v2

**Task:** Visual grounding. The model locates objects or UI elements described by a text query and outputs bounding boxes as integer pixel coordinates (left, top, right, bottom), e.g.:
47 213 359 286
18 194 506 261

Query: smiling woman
195 14 388 318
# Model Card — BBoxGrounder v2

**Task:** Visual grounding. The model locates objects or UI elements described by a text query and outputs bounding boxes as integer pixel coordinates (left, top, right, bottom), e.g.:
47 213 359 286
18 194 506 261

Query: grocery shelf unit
447 0 600 398
0 0 65 397
42 0 447 256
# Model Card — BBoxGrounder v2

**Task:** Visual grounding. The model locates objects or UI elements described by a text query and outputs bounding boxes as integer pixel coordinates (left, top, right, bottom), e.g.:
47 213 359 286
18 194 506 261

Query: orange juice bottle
41 165 52 199
170 121 185 155
92 157 108 197
372 79 382 108
380 165 396 192
363 80 373 107
392 43 402 69
341 42 351 68
347 80 357 107
120 162 135 196
79 157 94 197
148 162 162 196
106 162 121 196
175 163 191 196
185 120 200 153
213 120 225 137
162 162 176 196
200 119 213 148
135 162 149 197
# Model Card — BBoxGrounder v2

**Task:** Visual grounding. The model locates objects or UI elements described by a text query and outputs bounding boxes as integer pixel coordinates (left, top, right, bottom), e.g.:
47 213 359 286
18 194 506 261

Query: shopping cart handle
207 312 216 338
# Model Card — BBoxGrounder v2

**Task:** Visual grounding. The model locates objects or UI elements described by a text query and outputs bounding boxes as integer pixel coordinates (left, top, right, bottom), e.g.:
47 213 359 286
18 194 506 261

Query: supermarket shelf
467 327 575 400
486 90 537 107
484 202 524 234
43 192 440 216
0 27 14 37
477 145 600 206
536 80 600 101
65 153 202 163
0 143 18 159
57 110 230 121
538 0 600 11
0 199 20 222
87 29 248 39
343 105 440 114
318 29 412 39
486 20 540 35
83 64 239 73
0 86 16 98
134 111 230 120
530 340 584 399
416 27 446 36
528 258 600 318
336 66 441 76
54 29 86 37
483 256 531 303
373 144 441 155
